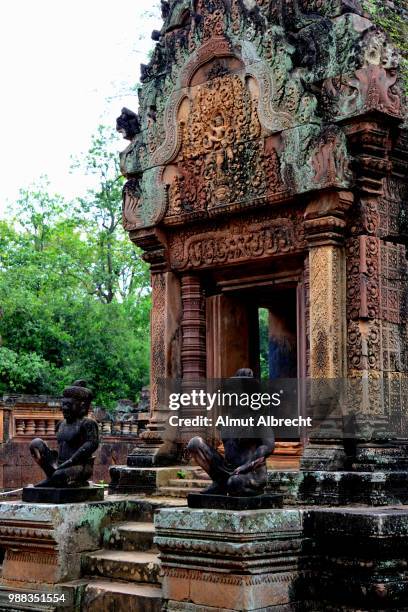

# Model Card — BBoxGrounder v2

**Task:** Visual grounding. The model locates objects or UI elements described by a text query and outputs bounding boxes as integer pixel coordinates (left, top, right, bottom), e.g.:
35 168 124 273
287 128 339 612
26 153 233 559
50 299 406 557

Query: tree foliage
0 129 151 407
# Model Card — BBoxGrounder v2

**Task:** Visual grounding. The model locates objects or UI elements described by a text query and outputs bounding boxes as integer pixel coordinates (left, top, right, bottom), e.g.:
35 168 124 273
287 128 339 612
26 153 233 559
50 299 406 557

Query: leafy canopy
0 128 151 408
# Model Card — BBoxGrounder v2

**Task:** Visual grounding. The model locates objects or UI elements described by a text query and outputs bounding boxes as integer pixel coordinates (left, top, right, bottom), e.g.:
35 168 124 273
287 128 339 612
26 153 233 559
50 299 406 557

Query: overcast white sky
0 0 162 216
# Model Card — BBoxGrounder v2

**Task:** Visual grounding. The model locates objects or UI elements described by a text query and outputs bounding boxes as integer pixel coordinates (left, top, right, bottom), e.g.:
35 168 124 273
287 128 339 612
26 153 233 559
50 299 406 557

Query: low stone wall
0 438 137 490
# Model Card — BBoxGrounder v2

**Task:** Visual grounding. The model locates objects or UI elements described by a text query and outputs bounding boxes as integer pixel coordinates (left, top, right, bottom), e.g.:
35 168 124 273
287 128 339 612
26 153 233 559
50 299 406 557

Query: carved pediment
118 0 404 231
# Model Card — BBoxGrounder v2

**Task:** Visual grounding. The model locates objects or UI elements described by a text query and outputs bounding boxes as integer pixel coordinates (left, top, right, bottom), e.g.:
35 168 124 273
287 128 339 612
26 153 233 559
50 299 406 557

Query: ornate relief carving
349 198 380 237
346 236 380 321
309 245 345 378
169 215 304 270
322 30 403 120
381 177 408 239
347 319 381 373
150 273 167 410
165 71 288 216
122 178 141 231
382 322 402 373
162 566 295 584
121 167 167 231
0 520 55 547
381 242 406 325
312 126 352 187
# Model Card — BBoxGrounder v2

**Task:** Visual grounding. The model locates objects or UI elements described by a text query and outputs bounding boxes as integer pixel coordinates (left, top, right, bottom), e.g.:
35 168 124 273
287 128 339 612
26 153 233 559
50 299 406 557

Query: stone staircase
81 519 162 611
157 467 211 498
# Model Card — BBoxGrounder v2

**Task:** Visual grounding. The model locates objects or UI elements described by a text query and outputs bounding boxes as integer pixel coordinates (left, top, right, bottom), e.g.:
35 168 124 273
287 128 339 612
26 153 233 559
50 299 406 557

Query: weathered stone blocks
155 507 304 611
302 507 408 610
0 498 145 586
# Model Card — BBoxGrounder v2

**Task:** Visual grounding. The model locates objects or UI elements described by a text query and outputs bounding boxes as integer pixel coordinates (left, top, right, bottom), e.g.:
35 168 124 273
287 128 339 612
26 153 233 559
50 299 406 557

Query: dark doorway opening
258 288 298 380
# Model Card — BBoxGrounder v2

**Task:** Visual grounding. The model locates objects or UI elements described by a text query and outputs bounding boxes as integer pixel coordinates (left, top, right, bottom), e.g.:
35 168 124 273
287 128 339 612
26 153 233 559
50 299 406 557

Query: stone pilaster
125 269 182 469
110 228 183 480
343 117 408 470
300 191 351 471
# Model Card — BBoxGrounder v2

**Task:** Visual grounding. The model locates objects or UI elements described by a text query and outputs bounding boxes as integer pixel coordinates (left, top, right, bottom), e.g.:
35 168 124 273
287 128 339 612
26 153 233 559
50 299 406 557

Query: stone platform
154 503 408 611
302 506 408 610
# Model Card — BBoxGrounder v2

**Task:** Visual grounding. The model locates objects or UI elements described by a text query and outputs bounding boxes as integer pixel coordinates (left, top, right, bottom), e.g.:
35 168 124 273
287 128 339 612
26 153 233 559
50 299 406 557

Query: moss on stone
364 0 408 93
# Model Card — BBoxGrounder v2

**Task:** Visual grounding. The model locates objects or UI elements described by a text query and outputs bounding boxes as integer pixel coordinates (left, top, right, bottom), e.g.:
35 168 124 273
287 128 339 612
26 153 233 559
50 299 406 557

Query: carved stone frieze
168 213 305 271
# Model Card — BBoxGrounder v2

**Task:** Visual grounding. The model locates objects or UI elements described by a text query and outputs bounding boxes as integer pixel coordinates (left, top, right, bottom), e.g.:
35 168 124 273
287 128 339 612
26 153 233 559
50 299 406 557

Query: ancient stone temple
2 2 408 611
117 0 408 480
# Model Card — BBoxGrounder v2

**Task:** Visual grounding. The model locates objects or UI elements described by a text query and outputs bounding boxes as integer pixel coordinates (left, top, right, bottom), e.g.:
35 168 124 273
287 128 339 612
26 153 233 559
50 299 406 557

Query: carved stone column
181 274 206 380
300 191 352 471
113 230 183 475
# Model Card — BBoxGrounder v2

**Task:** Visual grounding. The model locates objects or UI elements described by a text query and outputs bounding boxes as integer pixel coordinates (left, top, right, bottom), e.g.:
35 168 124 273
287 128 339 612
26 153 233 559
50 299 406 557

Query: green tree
0 129 151 407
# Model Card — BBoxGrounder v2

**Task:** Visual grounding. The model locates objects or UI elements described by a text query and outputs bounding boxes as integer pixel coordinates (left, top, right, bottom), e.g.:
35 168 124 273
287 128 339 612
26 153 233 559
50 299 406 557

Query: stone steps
82 549 161 584
81 579 162 612
168 478 208 488
157 472 211 498
158 485 206 498
106 521 157 551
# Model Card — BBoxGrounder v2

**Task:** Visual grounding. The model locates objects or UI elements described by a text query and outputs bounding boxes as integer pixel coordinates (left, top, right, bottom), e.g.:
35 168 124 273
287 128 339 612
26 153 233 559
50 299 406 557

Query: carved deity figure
203 113 234 179
187 369 275 496
29 380 99 488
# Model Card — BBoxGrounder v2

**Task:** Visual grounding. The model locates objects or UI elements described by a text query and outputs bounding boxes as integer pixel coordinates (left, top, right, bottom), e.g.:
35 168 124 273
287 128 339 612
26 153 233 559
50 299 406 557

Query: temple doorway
206 273 305 469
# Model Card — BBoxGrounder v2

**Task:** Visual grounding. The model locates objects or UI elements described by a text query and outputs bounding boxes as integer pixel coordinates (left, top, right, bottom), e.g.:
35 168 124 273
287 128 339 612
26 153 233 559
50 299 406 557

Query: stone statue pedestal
155 506 303 611
187 493 283 510
22 486 104 504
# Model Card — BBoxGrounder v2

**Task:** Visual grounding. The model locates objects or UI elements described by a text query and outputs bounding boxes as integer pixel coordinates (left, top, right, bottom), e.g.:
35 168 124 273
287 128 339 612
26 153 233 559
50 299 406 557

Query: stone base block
300 443 348 471
352 442 408 471
22 486 104 504
267 470 408 506
126 439 178 467
155 507 303 611
0 497 145 586
109 465 191 494
267 471 303 505
187 493 283 510
163 569 298 611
